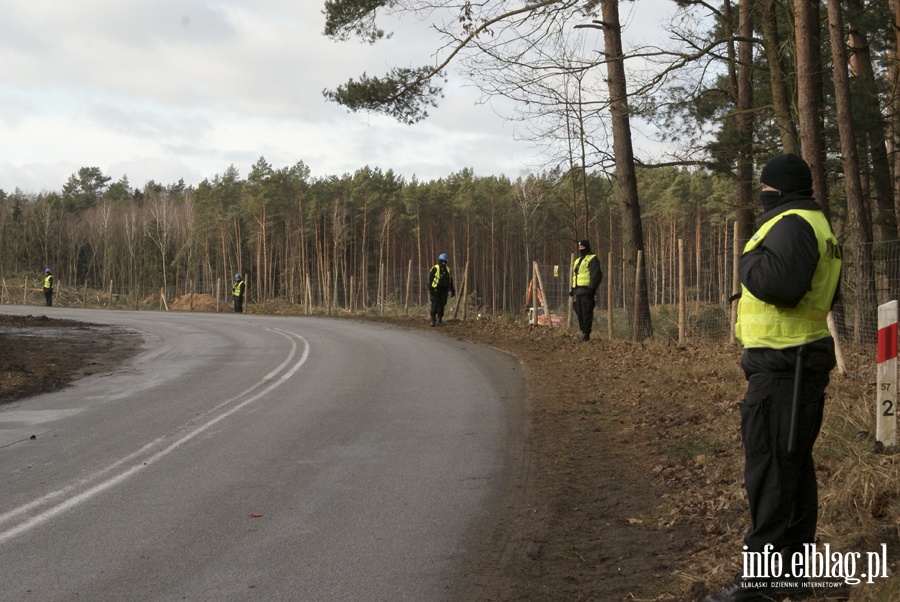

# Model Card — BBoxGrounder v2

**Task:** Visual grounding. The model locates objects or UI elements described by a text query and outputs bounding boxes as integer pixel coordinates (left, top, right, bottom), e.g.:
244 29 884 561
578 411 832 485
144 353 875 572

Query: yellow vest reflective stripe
572 254 597 287
44 275 53 289
232 281 244 296
431 265 450 288
735 209 841 349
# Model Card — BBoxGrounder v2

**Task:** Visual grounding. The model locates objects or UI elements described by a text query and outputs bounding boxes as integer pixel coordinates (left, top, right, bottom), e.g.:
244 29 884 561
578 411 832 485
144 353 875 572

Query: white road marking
0 328 310 545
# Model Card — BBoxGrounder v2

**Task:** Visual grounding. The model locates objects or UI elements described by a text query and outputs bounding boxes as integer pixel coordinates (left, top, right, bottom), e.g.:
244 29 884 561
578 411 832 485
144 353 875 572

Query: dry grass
422 315 899 601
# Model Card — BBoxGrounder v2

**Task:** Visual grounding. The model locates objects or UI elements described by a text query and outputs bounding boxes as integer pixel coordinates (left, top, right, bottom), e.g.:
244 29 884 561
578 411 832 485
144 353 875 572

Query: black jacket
738 194 839 376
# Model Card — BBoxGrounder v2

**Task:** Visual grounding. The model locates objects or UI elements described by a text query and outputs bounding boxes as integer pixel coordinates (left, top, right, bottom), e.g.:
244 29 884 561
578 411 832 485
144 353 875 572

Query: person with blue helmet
42 268 54 307
427 253 455 326
232 273 245 313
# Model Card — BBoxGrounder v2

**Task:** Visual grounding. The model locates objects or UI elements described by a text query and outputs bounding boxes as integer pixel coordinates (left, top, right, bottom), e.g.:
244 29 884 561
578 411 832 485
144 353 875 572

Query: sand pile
170 293 222 312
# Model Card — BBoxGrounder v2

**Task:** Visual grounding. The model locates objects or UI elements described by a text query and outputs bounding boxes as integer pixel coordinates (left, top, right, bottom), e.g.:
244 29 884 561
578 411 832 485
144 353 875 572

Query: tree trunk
761 0 800 154
794 0 830 218
601 0 652 340
736 0 755 242
828 0 877 343
846 0 898 248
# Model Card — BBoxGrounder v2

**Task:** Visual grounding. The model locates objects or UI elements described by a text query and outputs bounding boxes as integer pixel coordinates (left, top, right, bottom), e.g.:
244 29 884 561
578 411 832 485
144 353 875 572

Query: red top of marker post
878 322 898 364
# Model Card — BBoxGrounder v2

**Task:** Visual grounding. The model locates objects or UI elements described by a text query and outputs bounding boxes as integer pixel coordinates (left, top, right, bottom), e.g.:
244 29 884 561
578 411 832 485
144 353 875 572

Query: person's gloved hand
568 288 575 297
450 291 455 298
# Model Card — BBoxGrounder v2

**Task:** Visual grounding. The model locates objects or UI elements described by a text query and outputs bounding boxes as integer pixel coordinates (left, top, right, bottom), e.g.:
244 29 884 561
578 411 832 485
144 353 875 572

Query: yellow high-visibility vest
431 265 451 288
571 254 597 288
232 280 245 297
43 275 53 290
735 209 841 349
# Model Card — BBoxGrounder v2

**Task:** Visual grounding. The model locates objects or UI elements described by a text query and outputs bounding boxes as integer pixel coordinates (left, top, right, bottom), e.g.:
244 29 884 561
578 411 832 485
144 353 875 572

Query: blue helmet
235 273 242 280
438 253 448 262
45 268 51 273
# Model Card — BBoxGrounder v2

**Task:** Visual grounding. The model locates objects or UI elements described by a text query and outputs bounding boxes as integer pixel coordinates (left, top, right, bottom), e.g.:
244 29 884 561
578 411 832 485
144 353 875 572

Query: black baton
787 345 807 454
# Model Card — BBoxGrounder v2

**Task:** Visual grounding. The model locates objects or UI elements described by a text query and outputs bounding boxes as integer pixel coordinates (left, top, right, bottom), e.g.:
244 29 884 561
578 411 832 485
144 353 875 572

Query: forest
3 0 900 346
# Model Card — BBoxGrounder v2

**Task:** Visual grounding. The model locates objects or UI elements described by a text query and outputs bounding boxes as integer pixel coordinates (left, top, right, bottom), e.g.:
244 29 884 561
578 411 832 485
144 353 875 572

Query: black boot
430 317 436 327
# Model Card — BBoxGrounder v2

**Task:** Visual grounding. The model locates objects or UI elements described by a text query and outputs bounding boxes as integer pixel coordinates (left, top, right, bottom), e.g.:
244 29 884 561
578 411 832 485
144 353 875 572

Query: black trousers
430 289 449 321
573 294 595 335
740 371 827 554
44 288 53 307
233 295 244 313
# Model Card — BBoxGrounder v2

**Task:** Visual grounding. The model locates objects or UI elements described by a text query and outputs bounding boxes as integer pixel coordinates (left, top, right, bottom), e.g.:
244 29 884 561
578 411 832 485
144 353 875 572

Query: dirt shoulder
0 313 143 404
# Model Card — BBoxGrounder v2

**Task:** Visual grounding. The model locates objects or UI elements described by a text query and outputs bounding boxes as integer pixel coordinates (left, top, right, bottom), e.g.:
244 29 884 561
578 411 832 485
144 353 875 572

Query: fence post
404 260 412 316
827 312 845 375
378 264 385 316
679 238 685 345
877 301 898 447
607 252 613 340
566 254 574 329
632 250 643 342
730 221 740 345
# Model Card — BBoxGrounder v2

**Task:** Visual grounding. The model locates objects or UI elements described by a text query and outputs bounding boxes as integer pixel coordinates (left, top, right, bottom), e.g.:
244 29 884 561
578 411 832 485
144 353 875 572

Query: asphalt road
0 307 525 602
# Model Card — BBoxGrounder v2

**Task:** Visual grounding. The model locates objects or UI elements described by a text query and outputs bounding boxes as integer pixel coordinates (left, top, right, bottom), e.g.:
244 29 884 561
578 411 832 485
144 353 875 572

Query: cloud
0 0 677 194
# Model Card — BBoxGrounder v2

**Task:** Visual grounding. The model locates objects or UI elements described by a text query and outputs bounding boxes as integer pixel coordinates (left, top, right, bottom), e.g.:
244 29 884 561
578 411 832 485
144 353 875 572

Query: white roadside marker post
876 301 898 447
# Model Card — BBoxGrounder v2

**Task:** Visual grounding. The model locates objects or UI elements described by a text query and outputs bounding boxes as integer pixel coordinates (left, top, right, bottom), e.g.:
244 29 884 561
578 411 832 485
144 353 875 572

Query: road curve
0 307 526 602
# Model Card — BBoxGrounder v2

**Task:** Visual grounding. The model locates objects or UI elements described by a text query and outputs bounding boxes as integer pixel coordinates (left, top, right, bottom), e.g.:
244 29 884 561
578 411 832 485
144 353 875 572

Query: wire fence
2 239 897 379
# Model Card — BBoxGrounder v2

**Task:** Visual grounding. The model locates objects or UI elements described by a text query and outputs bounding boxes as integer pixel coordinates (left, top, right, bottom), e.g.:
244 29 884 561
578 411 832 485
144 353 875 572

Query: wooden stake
533 261 552 328
632 250 642 342
607 252 613 340
453 260 469 319
404 259 412 316
566 253 574 329
678 239 685 345
730 221 741 345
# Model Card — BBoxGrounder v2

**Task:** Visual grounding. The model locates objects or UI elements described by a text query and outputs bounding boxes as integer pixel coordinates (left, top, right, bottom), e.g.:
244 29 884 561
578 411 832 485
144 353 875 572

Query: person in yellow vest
706 154 841 602
232 273 245 313
569 240 602 342
428 253 455 326
42 268 54 307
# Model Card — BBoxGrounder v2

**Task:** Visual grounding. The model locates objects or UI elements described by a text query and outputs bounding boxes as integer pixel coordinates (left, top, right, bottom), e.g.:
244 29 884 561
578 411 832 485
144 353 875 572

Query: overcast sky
0 1 676 194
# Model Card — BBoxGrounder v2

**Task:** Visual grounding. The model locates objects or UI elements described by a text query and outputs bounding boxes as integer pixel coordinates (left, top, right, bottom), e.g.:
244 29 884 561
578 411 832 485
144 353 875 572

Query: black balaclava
578 239 591 257
759 153 813 212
